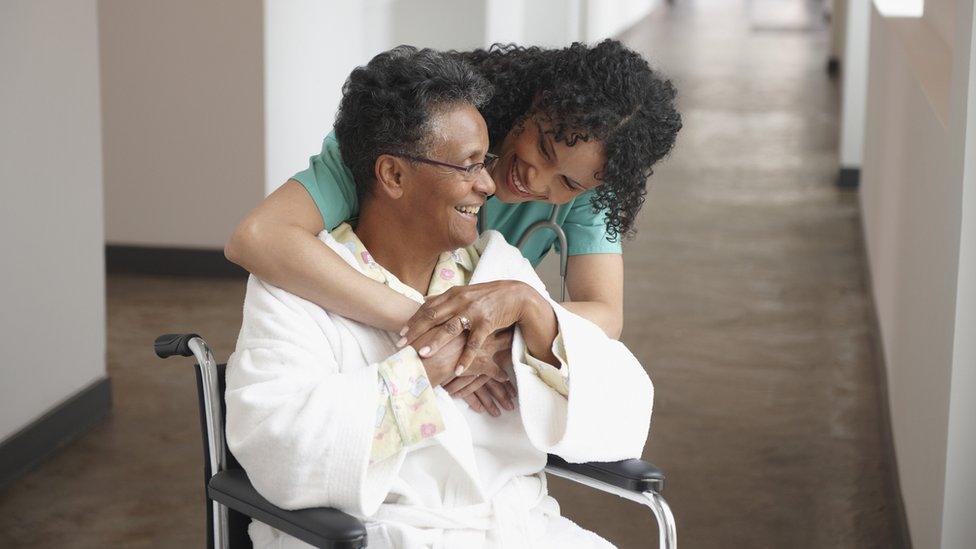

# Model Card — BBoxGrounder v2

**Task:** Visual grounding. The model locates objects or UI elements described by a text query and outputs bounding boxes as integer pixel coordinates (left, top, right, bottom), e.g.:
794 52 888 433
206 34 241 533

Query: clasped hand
417 329 515 415
400 281 535 416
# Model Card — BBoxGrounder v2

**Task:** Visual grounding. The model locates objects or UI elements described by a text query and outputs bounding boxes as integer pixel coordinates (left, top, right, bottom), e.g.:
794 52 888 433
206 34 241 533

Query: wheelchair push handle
154 333 200 358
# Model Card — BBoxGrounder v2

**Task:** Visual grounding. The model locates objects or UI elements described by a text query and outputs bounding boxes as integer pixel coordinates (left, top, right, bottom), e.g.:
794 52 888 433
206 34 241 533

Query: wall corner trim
0 377 112 491
106 245 247 278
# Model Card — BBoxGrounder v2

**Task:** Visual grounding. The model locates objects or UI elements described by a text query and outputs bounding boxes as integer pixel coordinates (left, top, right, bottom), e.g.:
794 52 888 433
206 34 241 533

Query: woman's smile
453 203 481 222
506 155 545 200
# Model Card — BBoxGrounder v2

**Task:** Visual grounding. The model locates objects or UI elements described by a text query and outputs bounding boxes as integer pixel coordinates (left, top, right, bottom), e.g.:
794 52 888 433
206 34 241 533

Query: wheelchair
153 205 676 548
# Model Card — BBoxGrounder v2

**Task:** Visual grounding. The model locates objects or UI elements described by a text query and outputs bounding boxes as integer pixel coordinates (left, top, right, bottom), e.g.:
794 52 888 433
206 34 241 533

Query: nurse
225 40 681 412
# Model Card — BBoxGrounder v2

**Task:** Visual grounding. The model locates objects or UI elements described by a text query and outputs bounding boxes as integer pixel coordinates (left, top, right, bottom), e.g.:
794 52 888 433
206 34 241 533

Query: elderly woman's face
400 103 495 251
489 116 605 205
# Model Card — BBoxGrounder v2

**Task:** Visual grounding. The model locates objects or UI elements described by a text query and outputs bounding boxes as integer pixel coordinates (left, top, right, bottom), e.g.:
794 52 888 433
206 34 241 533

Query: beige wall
939 2 976 546
859 1 976 546
927 0 958 44
100 0 265 248
0 0 106 440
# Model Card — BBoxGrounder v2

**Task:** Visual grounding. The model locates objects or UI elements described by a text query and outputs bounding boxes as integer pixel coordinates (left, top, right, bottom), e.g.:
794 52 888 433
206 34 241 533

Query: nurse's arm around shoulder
562 253 624 339
224 180 419 332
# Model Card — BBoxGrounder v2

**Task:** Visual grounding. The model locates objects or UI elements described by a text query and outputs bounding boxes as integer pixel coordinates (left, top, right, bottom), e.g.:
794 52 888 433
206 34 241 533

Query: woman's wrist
516 284 559 363
517 284 552 326
379 294 422 333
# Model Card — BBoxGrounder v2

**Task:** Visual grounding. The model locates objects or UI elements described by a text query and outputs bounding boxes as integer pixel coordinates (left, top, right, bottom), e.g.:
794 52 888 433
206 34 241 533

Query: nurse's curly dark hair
336 46 493 200
454 40 681 241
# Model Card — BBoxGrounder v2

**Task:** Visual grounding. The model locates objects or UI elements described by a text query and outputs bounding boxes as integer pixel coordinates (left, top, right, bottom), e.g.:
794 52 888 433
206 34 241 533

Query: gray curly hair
334 46 494 200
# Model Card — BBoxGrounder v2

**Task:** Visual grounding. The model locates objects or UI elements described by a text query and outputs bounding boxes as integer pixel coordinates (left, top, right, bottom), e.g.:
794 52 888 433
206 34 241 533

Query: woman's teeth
511 159 532 196
454 205 480 215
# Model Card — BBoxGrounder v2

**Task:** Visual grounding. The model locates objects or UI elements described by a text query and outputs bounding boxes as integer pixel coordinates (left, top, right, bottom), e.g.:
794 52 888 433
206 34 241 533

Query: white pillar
486 0 525 46
582 0 660 41
263 1 376 196
838 0 870 185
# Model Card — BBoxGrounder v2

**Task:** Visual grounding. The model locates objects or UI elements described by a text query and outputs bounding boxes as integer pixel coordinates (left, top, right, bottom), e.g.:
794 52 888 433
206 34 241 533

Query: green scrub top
292 132 622 267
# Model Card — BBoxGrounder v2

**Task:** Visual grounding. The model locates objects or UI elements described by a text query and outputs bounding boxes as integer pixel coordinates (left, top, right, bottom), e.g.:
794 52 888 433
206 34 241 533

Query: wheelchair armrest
546 454 666 494
208 469 367 549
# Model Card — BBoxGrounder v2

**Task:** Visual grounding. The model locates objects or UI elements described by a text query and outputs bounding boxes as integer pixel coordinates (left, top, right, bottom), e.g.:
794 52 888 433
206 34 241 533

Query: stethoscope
478 202 567 301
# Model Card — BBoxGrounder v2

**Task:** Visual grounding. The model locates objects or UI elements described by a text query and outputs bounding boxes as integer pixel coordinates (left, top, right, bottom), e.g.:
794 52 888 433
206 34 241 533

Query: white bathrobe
225 230 654 548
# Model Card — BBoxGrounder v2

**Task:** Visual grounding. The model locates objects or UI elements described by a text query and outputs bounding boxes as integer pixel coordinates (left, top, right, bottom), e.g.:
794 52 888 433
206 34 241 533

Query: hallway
0 1 904 547
552 1 901 546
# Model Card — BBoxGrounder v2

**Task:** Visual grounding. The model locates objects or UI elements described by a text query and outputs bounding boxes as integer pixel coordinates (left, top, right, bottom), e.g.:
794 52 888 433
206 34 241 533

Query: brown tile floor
0 1 905 547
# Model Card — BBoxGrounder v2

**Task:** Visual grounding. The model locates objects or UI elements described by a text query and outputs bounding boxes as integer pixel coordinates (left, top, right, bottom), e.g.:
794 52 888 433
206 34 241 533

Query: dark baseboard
0 377 112 491
856 219 913 548
106 245 247 278
838 167 860 188
826 56 840 78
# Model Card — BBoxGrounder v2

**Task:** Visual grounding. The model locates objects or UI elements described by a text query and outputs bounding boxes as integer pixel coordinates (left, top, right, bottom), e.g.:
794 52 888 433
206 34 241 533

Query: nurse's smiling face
489 116 605 205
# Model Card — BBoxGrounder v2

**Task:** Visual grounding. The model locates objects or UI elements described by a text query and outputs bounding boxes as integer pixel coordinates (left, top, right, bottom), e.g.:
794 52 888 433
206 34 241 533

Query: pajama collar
331 222 480 302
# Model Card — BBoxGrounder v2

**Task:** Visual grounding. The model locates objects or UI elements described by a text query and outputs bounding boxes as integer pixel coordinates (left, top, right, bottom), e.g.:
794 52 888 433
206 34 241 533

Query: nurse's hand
398 281 532 375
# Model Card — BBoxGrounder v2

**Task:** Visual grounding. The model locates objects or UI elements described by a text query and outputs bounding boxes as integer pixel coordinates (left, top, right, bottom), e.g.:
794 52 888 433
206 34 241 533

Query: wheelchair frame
154 204 676 548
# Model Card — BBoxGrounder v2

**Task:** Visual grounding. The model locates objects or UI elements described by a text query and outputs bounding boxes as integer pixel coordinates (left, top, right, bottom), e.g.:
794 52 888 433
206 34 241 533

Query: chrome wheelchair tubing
187 337 230 549
544 465 677 549
516 204 567 301
643 491 677 549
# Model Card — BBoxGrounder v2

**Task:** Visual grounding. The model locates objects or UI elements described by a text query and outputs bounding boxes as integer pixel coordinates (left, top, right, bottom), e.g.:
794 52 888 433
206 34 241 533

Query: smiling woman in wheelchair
225 46 654 549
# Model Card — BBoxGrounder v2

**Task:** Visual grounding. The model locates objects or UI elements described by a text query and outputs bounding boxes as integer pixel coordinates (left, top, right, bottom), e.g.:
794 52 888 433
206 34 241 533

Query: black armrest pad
208 470 367 549
546 454 666 493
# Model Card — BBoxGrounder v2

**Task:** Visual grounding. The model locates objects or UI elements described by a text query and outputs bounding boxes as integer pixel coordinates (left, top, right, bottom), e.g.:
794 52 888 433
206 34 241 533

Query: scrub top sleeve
556 189 623 256
291 131 360 231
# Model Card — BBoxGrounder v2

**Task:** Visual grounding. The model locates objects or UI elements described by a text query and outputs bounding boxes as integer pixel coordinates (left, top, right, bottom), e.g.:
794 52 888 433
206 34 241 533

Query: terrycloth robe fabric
225 230 654 548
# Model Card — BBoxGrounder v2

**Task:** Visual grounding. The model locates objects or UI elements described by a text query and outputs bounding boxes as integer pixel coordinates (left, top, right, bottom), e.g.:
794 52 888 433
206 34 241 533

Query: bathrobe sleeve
510 304 653 463
477 236 653 463
224 275 442 516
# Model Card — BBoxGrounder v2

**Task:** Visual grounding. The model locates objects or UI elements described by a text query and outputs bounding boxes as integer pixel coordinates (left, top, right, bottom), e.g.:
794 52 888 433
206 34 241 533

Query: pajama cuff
372 346 445 464
523 333 570 397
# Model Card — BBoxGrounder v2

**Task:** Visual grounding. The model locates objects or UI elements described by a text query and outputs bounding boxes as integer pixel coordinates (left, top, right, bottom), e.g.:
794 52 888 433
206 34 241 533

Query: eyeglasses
393 152 499 180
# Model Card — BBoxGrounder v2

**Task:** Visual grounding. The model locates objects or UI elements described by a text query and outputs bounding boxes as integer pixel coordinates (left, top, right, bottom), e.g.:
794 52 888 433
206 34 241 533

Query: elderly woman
225 47 653 549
